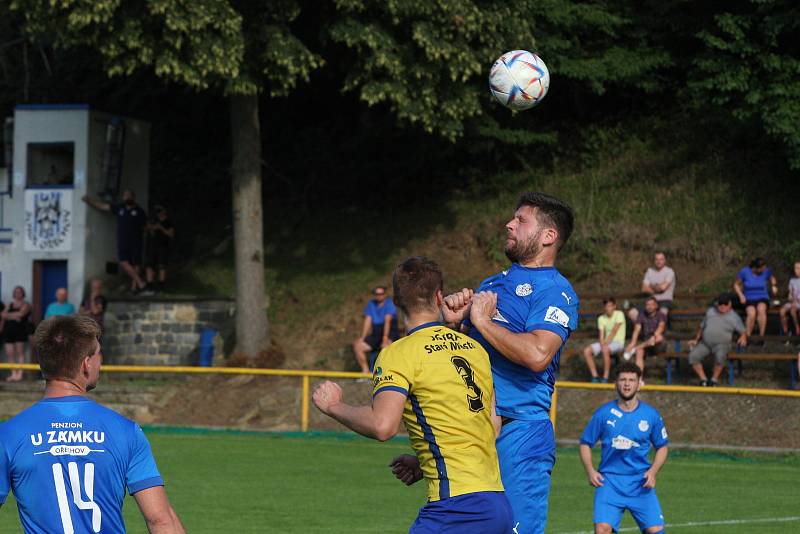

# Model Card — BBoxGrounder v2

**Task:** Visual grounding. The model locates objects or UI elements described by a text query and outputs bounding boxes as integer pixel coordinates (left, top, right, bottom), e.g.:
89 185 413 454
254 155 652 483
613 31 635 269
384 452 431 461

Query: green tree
10 0 322 359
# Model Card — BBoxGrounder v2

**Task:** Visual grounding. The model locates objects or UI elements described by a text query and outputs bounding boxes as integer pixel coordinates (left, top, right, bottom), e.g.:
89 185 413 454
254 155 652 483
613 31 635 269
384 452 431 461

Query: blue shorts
594 473 665 532
410 491 512 534
496 419 556 534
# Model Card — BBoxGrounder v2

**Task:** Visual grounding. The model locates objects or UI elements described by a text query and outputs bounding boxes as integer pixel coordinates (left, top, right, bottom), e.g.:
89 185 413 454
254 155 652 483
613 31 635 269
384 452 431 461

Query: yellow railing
2 364 798 432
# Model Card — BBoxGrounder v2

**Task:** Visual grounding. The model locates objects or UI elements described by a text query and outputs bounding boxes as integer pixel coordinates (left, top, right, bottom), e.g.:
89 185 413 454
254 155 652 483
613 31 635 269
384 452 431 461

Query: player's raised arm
469 291 565 372
133 486 186 534
313 380 405 441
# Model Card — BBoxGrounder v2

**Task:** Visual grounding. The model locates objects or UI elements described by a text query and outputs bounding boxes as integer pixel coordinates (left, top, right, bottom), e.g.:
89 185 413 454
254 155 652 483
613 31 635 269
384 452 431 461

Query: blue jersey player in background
443 192 579 534
579 362 669 534
0 315 185 534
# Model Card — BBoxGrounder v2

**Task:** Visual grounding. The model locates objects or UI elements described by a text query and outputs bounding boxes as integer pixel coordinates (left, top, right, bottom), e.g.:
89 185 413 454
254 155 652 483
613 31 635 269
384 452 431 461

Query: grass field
1 429 798 533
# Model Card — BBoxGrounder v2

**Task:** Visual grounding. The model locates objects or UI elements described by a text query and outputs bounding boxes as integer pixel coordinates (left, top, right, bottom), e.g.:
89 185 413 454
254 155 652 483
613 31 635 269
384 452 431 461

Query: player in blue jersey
442 191 579 534
0 315 185 534
579 362 669 534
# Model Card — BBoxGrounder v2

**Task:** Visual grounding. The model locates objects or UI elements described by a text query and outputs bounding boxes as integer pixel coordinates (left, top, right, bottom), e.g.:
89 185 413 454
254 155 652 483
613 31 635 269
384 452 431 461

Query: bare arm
627 324 642 349
5 302 30 321
733 279 746 303
82 195 111 212
133 486 186 534
157 224 175 238
470 291 563 373
382 315 393 347
769 275 778 297
605 322 621 345
359 316 372 339
313 381 405 441
652 320 667 342
643 446 668 488
579 444 604 487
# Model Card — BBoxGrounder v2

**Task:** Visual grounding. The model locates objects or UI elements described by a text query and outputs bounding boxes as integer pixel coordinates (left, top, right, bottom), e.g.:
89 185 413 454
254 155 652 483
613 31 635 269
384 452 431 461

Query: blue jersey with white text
580 400 669 476
468 264 579 420
0 396 164 534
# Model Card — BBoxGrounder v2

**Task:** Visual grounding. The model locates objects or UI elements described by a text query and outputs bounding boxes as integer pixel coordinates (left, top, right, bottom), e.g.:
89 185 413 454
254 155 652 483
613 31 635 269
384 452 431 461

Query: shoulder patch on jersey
610 408 623 418
515 283 532 297
544 306 570 328
638 420 649 432
661 427 668 440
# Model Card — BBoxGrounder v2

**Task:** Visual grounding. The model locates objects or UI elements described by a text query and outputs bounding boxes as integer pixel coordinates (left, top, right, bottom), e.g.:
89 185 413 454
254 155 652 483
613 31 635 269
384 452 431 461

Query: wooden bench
727 352 798 389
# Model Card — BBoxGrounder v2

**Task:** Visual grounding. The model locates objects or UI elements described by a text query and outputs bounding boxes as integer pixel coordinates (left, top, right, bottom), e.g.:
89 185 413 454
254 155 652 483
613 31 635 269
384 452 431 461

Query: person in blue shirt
44 287 76 319
352 285 399 373
733 257 778 337
0 314 185 534
442 192 579 534
579 362 669 534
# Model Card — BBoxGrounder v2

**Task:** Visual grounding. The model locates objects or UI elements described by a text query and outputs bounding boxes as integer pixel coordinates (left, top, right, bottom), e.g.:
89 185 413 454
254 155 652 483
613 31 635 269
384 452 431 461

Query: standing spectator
2 286 31 383
44 288 75 319
779 260 800 337
579 362 669 534
79 278 108 331
146 205 176 292
733 257 778 337
83 189 151 295
352 286 399 373
582 296 626 383
687 293 748 386
624 297 667 379
628 252 675 323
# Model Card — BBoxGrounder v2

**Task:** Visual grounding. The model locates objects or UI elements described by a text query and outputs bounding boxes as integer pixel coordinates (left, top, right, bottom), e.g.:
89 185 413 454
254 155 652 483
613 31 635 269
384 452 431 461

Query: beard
616 385 637 401
505 229 542 264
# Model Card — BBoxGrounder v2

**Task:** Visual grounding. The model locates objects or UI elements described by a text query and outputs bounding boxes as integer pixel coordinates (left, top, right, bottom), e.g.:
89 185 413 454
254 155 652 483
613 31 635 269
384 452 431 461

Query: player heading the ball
313 256 513 533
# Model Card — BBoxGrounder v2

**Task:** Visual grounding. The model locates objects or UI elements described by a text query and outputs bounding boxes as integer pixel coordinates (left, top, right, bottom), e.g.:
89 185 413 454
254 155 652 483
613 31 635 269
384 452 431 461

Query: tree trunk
230 93 268 359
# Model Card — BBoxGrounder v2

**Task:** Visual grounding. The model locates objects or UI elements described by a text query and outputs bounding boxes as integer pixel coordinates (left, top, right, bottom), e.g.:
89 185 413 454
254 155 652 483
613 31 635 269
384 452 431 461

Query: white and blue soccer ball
489 50 550 111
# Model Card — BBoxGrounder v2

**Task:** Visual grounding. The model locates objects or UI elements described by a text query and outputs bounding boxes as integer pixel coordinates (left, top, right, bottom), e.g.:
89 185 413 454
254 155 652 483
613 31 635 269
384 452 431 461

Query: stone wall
102 298 235 365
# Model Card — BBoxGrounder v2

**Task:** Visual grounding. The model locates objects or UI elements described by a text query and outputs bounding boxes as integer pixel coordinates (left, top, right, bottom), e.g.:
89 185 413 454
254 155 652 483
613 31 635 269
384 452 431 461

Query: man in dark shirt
83 189 151 295
79 278 109 331
146 206 176 292
624 296 667 380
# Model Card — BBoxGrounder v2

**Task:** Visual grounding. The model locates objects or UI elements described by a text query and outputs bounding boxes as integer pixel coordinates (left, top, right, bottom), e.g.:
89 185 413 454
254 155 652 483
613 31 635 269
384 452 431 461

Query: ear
541 227 558 247
81 356 92 376
434 289 444 307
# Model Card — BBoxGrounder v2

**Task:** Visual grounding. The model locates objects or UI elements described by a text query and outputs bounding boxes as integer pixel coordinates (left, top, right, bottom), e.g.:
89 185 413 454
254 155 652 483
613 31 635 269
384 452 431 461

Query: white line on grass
556 515 800 534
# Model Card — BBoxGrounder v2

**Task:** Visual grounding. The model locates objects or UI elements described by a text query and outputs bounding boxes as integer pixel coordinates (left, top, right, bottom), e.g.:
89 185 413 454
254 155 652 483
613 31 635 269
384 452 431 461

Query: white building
0 104 150 321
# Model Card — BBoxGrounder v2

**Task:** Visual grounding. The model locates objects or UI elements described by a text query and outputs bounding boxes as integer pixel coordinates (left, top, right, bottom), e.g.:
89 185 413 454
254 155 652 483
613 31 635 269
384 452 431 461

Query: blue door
39 260 67 318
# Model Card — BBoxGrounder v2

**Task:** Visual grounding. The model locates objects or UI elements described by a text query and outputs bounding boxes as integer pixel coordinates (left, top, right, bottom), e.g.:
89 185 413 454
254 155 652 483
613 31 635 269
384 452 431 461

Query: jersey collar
407 321 442 336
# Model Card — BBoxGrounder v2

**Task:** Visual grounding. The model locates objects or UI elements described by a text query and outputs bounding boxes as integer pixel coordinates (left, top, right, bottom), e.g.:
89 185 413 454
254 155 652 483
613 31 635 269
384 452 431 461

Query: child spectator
146 205 175 292
779 261 800 337
582 296 626 383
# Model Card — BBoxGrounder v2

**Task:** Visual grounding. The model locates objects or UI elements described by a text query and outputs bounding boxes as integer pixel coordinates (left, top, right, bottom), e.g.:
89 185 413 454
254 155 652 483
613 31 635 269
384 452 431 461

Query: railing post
301 375 310 432
549 386 558 431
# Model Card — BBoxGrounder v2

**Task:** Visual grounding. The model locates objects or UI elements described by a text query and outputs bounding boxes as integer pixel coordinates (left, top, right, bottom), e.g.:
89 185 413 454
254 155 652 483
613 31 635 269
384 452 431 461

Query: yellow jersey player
313 256 512 533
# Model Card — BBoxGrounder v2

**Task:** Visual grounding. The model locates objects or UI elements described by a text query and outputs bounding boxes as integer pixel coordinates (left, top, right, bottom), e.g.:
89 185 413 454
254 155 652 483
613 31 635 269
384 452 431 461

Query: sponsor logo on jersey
373 367 382 376
515 283 533 297
561 291 572 304
610 408 623 418
544 306 570 327
611 435 640 450
639 420 649 432
606 419 616 427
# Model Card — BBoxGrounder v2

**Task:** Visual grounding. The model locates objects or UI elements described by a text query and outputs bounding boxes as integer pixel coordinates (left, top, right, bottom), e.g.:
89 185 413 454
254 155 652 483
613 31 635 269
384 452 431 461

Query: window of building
26 142 74 187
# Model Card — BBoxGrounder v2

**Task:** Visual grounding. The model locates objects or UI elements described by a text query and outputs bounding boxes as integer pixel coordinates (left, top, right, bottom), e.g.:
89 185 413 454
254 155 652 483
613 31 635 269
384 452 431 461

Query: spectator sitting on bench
624 296 666 381
352 286 399 374
628 251 675 324
734 257 778 338
779 260 800 338
688 292 748 387
582 296 625 383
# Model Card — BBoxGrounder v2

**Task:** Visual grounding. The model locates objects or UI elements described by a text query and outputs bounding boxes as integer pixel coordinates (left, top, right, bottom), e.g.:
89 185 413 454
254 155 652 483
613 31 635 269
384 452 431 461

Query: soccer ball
489 50 550 111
